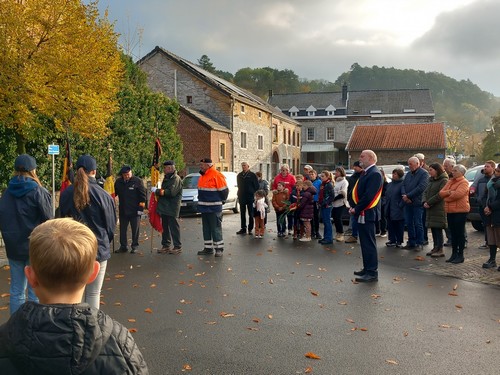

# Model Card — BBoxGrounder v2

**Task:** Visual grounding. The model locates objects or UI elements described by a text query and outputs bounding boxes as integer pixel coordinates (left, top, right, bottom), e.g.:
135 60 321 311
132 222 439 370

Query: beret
15 154 37 172
163 160 175 166
119 165 131 174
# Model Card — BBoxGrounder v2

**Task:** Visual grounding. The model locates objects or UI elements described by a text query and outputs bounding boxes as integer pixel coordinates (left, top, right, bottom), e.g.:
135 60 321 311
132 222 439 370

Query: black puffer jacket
0 302 148 374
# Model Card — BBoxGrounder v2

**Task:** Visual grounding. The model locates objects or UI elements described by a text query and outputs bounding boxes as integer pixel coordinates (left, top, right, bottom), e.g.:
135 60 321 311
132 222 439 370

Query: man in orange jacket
197 158 229 257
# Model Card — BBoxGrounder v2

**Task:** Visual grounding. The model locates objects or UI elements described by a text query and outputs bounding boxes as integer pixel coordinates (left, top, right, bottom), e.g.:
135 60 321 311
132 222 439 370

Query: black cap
76 155 97 172
14 154 37 172
163 160 175 166
119 165 131 174
353 161 361 167
200 158 212 164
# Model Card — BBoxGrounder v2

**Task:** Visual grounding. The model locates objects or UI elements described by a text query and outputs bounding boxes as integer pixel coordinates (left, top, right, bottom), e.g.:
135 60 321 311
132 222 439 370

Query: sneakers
288 230 293 235
255 235 262 239
478 243 489 249
197 248 214 255
380 232 387 238
130 247 137 254
299 237 311 242
345 236 358 244
215 250 223 257
236 229 247 235
335 234 344 242
385 242 397 247
482 259 497 269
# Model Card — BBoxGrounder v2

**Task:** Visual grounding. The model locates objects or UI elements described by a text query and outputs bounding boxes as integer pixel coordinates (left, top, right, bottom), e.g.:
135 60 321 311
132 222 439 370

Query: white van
180 171 239 215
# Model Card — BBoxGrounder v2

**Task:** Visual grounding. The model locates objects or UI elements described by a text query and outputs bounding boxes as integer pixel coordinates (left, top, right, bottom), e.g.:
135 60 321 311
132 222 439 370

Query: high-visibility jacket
198 166 229 213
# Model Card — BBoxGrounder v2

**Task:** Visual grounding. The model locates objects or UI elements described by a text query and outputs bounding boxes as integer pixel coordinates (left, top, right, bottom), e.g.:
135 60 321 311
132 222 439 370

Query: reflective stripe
199 201 223 206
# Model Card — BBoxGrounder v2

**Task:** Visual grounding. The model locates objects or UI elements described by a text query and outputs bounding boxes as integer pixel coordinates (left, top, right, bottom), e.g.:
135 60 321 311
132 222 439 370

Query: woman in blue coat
60 155 116 309
0 154 53 314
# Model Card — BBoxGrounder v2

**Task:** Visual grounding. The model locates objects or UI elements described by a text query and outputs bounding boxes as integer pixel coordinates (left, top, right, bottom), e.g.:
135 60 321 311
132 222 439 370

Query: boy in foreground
0 218 149 374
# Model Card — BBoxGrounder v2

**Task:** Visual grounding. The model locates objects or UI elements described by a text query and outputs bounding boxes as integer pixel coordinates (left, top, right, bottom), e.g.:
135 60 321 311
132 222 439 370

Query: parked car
180 171 239 215
466 164 484 231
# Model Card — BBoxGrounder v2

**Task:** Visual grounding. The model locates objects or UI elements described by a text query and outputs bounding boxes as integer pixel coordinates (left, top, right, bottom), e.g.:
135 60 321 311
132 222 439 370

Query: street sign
48 144 60 155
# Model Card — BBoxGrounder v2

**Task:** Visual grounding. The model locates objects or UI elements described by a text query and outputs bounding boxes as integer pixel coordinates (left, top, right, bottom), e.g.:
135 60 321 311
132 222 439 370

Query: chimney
342 82 348 104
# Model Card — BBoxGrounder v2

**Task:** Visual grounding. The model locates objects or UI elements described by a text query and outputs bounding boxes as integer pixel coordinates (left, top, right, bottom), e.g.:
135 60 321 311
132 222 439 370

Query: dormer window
306 105 316 117
325 104 336 116
289 105 299 117
403 108 416 113
370 110 382 114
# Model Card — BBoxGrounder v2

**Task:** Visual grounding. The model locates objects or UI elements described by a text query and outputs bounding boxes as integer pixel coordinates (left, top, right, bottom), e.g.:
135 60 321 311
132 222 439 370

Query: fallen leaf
305 352 321 360
269 278 274 284
220 312 235 318
0 306 8 311
338 301 348 305
150 283 157 288
252 318 261 323
403 331 408 337
310 289 319 296
114 302 122 306
246 327 259 331
486 340 491 344
267 314 273 319
241 280 249 285
439 324 451 328
305 366 313 373
1 293 9 298
453 284 458 291
414 256 425 261
144 308 153 313
205 321 217 325
360 327 368 331
176 309 183 315
448 291 458 297
385 359 398 365
114 274 125 278
182 363 192 371
371 294 381 299
128 318 136 323
128 328 138 333
306 331 312 336
346 318 355 324
455 304 462 309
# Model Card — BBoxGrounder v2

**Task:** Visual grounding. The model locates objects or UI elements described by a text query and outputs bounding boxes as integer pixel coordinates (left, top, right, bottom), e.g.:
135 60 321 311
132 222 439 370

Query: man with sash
349 150 383 282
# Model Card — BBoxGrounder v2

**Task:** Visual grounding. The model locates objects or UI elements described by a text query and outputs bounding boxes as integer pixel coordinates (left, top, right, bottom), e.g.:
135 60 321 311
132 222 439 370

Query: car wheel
232 199 239 214
471 220 484 231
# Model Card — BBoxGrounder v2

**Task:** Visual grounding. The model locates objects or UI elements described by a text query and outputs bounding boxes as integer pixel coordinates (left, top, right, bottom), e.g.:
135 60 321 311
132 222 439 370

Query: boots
450 249 464 264
445 249 457 263
431 247 445 257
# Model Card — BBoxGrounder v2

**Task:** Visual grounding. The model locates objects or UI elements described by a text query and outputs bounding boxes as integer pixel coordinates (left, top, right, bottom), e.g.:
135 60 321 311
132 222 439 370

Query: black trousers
240 201 254 231
119 214 140 249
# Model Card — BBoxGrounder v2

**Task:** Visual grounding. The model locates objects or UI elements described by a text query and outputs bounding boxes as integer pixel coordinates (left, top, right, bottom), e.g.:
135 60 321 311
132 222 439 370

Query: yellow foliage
0 0 124 141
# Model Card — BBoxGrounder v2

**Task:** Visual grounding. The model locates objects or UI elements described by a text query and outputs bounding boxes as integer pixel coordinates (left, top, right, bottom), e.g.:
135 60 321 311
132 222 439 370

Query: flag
149 137 163 232
103 152 115 198
60 140 72 193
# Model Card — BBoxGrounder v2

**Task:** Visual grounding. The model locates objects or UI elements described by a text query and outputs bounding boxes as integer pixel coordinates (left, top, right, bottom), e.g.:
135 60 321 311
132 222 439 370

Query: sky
93 0 500 96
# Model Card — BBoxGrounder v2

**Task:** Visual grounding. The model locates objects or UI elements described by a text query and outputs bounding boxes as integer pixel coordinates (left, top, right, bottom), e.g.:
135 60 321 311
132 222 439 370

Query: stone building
268 85 435 170
137 46 301 180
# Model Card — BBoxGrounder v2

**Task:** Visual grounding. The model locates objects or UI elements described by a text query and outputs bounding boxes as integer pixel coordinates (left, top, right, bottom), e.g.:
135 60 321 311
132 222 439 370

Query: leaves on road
305 352 321 359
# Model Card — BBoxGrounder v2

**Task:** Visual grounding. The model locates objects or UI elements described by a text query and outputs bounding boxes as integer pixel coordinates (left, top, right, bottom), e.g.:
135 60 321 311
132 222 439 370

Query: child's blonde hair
295 174 304 182
29 218 97 292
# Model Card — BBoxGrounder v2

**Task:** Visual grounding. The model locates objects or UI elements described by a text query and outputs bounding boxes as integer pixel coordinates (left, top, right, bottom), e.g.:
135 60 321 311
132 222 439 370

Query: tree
0 0 124 154
197 54 216 73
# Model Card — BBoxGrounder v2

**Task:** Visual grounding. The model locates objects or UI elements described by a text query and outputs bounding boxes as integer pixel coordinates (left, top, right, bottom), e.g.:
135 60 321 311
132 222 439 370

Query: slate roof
268 88 434 115
180 106 232 133
139 47 298 125
346 123 446 151
269 92 345 111
347 89 434 115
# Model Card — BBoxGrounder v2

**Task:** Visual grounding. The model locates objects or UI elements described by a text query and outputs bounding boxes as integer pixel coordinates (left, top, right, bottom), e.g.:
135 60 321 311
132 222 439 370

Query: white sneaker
299 237 311 242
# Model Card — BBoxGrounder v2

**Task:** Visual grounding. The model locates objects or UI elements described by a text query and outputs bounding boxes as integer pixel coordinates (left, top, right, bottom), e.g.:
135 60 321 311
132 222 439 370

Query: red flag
149 137 163 232
148 192 163 232
60 140 72 193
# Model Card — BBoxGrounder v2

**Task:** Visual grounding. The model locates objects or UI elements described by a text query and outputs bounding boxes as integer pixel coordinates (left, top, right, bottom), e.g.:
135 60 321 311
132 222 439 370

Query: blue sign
48 144 60 155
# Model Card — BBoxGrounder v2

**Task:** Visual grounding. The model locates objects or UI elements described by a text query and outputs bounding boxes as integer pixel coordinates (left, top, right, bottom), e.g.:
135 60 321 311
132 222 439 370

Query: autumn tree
0 0 124 154
481 113 500 160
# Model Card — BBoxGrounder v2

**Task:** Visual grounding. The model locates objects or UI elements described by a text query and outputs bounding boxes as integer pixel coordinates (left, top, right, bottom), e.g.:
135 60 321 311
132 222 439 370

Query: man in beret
151 160 183 254
197 158 229 257
114 165 147 253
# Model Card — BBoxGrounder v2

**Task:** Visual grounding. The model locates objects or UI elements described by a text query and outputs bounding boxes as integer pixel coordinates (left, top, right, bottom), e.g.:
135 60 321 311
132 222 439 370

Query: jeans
350 215 359 237
321 207 333 242
9 258 38 314
405 205 424 246
84 260 107 309
276 210 287 234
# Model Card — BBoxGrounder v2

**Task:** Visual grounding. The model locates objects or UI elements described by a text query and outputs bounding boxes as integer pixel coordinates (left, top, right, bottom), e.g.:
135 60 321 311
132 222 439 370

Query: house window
290 111 298 117
186 96 193 104
307 111 315 117
297 132 300 146
257 134 264 150
283 128 287 144
327 110 334 116
219 142 226 160
287 130 291 145
273 124 278 143
241 105 245 113
240 132 247 149
258 111 262 119
326 127 334 141
292 132 296 146
307 128 315 141
369 109 382 114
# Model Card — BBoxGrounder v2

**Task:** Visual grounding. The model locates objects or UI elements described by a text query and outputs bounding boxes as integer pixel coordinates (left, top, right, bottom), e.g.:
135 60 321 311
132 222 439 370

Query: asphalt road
1 213 499 374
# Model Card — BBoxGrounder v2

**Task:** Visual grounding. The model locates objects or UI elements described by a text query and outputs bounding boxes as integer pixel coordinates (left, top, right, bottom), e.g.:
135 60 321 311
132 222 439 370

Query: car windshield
465 166 482 182
183 175 200 189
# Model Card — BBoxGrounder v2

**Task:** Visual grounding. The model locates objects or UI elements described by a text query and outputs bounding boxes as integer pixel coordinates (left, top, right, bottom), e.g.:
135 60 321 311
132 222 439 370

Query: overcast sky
94 0 500 96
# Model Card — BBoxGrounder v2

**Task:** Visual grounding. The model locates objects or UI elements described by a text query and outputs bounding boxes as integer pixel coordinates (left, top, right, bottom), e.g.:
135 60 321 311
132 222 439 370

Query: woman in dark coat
60 155 116 309
482 165 500 269
423 163 449 257
0 154 53 314
384 168 405 247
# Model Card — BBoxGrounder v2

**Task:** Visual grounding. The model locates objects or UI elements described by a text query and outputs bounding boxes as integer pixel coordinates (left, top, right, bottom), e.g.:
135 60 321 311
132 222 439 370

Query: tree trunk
15 132 26 155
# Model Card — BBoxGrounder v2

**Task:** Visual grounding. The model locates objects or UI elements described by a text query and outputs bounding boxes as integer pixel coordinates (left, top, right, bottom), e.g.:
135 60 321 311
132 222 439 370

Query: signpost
48 144 60 216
